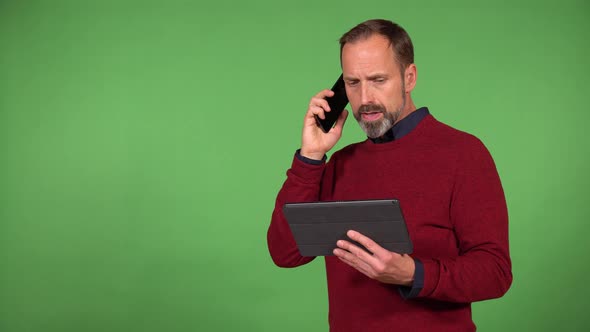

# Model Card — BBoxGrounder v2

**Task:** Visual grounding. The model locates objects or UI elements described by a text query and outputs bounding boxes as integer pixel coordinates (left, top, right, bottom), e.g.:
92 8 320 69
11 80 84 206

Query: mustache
358 104 386 113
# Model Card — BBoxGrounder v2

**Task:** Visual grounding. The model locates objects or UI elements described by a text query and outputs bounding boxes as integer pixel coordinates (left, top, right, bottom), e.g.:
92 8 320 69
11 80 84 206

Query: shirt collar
370 107 430 143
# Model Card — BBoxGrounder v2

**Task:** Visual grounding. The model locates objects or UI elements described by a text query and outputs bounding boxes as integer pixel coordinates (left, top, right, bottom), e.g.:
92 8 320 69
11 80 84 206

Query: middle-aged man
267 19 512 331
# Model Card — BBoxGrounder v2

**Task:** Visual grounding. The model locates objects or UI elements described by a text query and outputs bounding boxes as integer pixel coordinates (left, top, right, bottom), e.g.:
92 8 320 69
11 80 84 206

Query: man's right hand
300 89 349 161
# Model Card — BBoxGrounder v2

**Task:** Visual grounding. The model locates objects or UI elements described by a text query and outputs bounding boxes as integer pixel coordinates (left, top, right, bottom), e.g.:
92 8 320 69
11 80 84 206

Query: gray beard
355 92 407 139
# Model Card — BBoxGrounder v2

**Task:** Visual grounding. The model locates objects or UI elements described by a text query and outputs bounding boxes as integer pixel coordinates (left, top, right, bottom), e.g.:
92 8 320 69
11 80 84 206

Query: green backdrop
1 0 588 331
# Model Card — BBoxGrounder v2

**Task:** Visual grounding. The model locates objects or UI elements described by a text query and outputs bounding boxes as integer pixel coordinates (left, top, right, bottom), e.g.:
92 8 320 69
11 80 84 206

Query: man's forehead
342 34 393 54
342 35 397 72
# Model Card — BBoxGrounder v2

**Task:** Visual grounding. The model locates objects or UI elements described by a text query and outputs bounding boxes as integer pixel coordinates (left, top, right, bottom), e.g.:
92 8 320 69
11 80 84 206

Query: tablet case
282 199 413 256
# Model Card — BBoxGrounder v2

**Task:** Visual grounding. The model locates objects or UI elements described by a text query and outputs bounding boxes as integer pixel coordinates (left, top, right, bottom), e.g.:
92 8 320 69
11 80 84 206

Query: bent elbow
489 262 513 299
268 246 314 268
497 268 513 297
267 240 314 268
270 254 299 268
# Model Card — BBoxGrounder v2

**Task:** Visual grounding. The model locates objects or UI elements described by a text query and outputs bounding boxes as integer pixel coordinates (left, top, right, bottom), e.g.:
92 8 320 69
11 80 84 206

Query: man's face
341 34 407 138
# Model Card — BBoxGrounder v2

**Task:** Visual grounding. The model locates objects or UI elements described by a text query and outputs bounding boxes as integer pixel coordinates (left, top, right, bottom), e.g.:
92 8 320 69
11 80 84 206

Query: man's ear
404 64 417 93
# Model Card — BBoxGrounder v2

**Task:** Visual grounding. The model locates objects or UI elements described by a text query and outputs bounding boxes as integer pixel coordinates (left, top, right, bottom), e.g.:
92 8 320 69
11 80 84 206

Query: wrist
300 148 325 161
401 254 416 286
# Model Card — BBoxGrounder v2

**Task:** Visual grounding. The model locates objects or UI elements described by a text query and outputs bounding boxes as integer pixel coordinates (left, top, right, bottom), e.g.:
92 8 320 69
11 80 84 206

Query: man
267 19 512 331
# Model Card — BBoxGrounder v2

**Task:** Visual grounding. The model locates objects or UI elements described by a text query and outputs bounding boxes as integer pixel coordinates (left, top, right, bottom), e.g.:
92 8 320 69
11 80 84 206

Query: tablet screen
283 199 413 256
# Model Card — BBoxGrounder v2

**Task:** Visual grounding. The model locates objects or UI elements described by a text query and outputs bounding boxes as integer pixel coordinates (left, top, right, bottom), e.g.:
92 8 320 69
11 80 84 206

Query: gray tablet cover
282 199 413 256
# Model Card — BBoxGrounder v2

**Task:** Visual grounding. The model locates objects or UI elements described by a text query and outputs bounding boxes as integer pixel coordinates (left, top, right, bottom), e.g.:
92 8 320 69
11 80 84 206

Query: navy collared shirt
295 107 430 299
370 107 430 143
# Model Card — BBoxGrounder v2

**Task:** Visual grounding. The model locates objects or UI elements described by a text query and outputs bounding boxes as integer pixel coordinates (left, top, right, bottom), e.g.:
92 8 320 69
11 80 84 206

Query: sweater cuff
399 258 424 299
416 258 440 298
287 150 326 185
295 149 327 165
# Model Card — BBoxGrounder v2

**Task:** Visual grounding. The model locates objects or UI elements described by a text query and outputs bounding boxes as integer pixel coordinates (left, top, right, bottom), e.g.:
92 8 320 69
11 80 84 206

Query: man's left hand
333 230 416 286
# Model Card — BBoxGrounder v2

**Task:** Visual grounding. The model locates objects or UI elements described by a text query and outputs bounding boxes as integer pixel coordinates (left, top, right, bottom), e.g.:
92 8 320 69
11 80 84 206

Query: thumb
334 109 349 130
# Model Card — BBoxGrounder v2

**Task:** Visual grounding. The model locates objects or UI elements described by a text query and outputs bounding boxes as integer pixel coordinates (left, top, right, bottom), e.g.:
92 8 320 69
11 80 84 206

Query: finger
307 105 326 120
309 96 331 113
332 109 349 132
346 230 388 259
337 239 378 265
314 89 334 99
333 248 373 275
319 109 348 135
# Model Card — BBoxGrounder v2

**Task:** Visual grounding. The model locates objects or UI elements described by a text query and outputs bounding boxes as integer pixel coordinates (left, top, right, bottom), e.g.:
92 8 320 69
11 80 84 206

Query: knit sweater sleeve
267 152 326 267
417 137 512 302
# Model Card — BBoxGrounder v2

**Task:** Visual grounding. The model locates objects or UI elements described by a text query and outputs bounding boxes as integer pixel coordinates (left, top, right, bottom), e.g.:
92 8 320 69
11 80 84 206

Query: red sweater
267 115 512 332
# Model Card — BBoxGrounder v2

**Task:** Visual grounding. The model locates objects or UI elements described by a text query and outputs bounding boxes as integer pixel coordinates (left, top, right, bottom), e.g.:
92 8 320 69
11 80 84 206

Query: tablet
282 199 413 256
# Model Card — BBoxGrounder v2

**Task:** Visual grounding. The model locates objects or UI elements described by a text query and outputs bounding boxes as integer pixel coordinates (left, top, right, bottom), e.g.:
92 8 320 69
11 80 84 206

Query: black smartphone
315 74 349 133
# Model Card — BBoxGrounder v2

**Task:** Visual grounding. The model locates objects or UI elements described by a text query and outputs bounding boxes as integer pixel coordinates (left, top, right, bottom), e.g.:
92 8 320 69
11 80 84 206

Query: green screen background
1 0 588 331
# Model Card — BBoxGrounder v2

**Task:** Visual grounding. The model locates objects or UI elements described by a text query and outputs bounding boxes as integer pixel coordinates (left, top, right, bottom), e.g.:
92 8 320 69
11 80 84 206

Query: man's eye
347 81 359 87
374 78 385 83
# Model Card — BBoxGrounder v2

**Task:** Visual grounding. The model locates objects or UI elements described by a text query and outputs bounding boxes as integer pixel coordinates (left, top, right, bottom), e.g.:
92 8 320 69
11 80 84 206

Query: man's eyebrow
343 74 389 81
343 75 358 81
367 74 388 80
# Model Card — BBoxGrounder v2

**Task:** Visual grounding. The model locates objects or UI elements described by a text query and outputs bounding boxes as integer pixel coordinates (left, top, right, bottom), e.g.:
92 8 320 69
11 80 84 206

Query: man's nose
360 83 373 105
